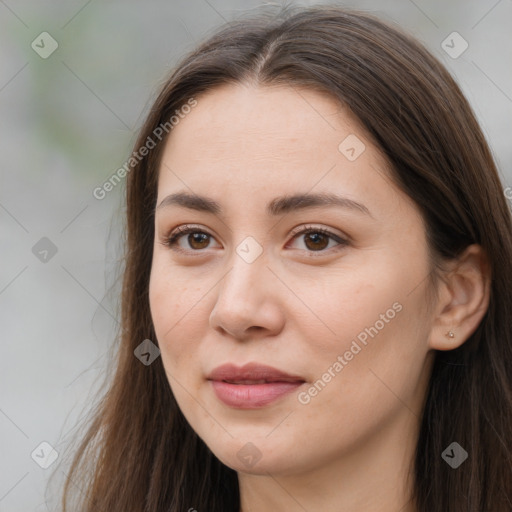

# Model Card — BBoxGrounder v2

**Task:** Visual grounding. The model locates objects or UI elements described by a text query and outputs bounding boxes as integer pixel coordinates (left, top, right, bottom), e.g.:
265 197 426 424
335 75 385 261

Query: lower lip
209 380 304 408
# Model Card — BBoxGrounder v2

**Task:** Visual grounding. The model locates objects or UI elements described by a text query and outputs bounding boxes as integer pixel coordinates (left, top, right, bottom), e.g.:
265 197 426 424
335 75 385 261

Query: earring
445 330 455 339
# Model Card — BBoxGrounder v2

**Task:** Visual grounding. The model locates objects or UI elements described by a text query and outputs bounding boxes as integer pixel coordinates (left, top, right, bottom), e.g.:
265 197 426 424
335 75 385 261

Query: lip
207 363 305 409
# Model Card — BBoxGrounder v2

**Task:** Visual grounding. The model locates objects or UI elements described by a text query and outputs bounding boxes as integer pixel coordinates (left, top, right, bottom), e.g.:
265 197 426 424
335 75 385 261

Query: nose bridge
209 239 283 338
219 240 268 306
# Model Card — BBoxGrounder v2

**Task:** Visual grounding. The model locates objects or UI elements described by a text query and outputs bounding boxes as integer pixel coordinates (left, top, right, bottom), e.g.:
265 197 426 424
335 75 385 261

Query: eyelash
160 224 349 256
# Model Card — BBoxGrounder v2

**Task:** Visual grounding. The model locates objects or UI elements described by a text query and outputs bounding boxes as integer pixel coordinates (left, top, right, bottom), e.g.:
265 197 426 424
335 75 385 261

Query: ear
428 244 491 351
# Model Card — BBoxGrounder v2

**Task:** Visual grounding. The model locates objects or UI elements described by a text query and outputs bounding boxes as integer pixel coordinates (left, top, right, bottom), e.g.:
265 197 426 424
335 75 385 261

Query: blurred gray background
1 0 511 510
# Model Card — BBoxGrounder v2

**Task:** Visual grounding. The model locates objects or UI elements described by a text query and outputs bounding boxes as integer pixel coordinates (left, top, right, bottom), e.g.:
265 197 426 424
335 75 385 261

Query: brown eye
186 232 210 250
288 226 348 254
161 224 348 256
303 232 330 251
163 226 219 253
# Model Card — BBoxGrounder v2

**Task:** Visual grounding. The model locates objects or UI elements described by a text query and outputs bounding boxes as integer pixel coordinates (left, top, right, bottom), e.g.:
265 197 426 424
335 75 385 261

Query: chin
214 449 284 475
201 434 298 476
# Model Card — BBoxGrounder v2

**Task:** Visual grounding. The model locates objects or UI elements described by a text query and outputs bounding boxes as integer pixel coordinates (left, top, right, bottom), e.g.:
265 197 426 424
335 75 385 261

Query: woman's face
149 83 437 475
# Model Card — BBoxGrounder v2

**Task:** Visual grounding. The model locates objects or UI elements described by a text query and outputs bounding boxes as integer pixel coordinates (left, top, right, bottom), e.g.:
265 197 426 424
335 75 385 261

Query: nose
209 251 285 341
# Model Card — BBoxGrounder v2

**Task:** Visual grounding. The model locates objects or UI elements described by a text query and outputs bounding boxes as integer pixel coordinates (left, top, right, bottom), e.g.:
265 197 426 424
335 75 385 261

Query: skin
148 83 490 512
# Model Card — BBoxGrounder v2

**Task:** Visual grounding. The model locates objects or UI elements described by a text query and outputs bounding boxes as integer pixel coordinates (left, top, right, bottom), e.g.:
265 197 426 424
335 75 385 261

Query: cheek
149 263 187 360
298 262 402 349
150 256 225 394
311 276 429 412
296 254 428 398
148 270 204 413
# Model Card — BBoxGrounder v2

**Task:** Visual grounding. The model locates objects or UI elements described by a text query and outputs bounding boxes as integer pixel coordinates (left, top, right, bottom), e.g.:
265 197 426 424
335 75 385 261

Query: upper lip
207 363 305 383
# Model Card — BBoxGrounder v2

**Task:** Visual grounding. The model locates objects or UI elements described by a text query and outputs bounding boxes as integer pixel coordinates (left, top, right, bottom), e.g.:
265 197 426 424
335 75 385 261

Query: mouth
207 362 305 382
219 378 303 384
207 363 306 409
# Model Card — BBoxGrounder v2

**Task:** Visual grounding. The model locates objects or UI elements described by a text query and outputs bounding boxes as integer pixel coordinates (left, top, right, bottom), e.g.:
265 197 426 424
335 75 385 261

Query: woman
60 5 512 511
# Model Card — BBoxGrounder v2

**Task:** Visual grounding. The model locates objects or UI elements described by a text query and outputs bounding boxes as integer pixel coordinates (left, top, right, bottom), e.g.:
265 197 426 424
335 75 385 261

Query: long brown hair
58 4 512 510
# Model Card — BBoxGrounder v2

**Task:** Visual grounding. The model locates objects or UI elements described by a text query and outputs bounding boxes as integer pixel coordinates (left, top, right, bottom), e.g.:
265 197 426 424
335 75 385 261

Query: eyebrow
155 191 373 218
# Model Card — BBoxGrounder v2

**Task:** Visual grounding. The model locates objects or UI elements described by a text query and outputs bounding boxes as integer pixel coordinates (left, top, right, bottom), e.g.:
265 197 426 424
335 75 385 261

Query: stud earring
445 330 455 339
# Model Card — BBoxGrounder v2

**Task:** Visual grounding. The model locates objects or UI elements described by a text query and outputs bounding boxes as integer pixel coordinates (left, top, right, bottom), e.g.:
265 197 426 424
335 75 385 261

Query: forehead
156 83 416 223
162 83 368 160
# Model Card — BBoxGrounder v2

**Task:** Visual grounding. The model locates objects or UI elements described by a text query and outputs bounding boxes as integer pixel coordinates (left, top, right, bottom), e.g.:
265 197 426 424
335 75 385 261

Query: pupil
306 233 328 250
189 233 208 249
